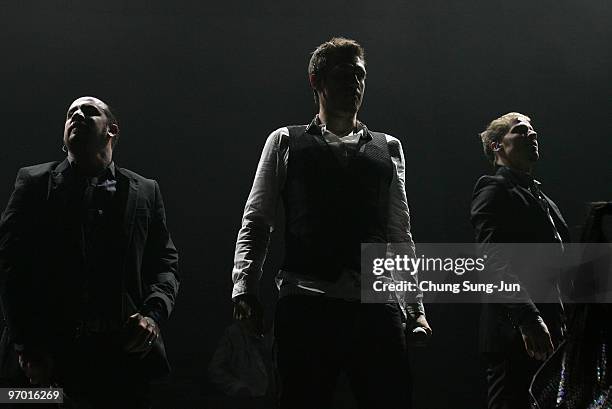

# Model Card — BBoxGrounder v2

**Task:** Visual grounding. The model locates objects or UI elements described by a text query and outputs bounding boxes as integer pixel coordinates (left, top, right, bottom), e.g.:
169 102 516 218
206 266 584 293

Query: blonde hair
479 112 531 164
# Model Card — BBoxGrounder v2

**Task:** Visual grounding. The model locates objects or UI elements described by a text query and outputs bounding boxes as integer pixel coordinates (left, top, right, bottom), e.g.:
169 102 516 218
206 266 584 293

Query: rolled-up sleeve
232 128 287 299
386 136 424 318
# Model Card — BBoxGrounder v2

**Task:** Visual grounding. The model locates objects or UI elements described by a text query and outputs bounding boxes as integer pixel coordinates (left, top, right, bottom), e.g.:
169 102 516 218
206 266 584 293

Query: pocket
135 207 151 216
135 208 151 223
120 294 170 379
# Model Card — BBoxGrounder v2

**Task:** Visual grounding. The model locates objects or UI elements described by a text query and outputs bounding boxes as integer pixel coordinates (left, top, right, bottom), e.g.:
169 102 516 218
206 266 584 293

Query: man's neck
318 109 358 137
495 159 533 175
68 151 112 177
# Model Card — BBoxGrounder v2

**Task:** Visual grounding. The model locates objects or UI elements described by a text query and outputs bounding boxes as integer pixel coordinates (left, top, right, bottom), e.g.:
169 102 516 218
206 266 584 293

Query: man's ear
107 123 119 139
309 74 319 90
491 141 502 152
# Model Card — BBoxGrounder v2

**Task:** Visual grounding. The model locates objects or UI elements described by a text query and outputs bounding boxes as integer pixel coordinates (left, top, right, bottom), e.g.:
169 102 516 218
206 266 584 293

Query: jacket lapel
116 166 140 250
543 193 570 242
498 167 567 241
48 159 72 205
115 166 139 320
47 159 88 264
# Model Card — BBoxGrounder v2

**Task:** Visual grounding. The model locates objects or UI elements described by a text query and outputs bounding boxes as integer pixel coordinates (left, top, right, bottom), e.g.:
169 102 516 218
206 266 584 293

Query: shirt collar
306 115 372 141
496 165 541 188
66 157 116 180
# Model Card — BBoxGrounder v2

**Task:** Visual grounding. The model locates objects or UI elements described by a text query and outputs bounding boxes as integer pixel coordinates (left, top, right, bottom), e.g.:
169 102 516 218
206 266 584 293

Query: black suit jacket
470 166 569 354
0 159 179 378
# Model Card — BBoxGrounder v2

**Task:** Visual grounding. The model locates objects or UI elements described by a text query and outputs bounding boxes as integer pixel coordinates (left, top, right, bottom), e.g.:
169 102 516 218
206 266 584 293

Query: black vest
281 125 393 281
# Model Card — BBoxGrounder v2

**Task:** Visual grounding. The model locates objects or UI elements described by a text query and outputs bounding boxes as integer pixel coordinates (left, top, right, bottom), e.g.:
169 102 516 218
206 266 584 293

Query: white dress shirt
231 120 422 314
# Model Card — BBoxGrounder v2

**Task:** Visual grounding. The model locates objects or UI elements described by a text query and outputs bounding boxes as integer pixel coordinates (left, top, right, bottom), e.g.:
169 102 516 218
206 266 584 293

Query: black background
1 1 610 407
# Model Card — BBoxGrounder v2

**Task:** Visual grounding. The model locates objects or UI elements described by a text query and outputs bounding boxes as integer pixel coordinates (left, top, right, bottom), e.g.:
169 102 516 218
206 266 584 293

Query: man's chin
67 131 87 143
65 138 93 154
68 128 96 142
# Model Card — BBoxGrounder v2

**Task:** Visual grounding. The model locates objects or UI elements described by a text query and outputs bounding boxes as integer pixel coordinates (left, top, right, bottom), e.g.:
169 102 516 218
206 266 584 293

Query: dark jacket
0 159 179 378
470 166 569 354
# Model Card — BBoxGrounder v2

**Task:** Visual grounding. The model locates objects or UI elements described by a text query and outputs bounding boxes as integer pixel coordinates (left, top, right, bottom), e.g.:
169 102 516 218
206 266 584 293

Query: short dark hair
308 37 365 106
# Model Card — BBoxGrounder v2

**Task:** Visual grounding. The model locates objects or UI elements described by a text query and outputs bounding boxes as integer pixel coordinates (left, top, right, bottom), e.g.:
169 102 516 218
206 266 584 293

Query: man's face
497 117 539 167
317 55 366 116
63 96 113 155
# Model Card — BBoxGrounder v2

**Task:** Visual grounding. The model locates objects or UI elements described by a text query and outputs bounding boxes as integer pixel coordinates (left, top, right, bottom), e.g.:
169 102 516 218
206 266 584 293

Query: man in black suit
471 112 568 409
0 96 179 408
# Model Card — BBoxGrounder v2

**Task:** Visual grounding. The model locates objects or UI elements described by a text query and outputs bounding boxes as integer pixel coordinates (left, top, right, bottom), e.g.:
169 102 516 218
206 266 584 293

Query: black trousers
56 333 152 409
484 342 543 409
1 336 151 409
274 295 411 409
0 330 152 409
0 373 149 409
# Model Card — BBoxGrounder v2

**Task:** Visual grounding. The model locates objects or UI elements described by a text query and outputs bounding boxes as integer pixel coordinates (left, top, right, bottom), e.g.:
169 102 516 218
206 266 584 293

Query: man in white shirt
231 37 431 408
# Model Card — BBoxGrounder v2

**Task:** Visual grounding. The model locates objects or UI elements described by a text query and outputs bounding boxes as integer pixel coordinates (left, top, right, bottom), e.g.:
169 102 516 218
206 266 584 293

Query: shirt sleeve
232 128 288 299
385 135 425 318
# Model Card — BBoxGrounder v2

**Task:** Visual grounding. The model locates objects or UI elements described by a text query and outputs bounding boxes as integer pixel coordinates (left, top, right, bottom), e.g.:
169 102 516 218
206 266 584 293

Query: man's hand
17 350 53 385
408 314 432 346
519 316 554 361
233 294 263 322
123 313 160 355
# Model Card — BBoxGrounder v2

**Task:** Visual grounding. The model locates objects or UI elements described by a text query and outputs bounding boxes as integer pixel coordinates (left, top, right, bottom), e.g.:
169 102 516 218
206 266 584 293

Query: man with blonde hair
471 112 568 408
